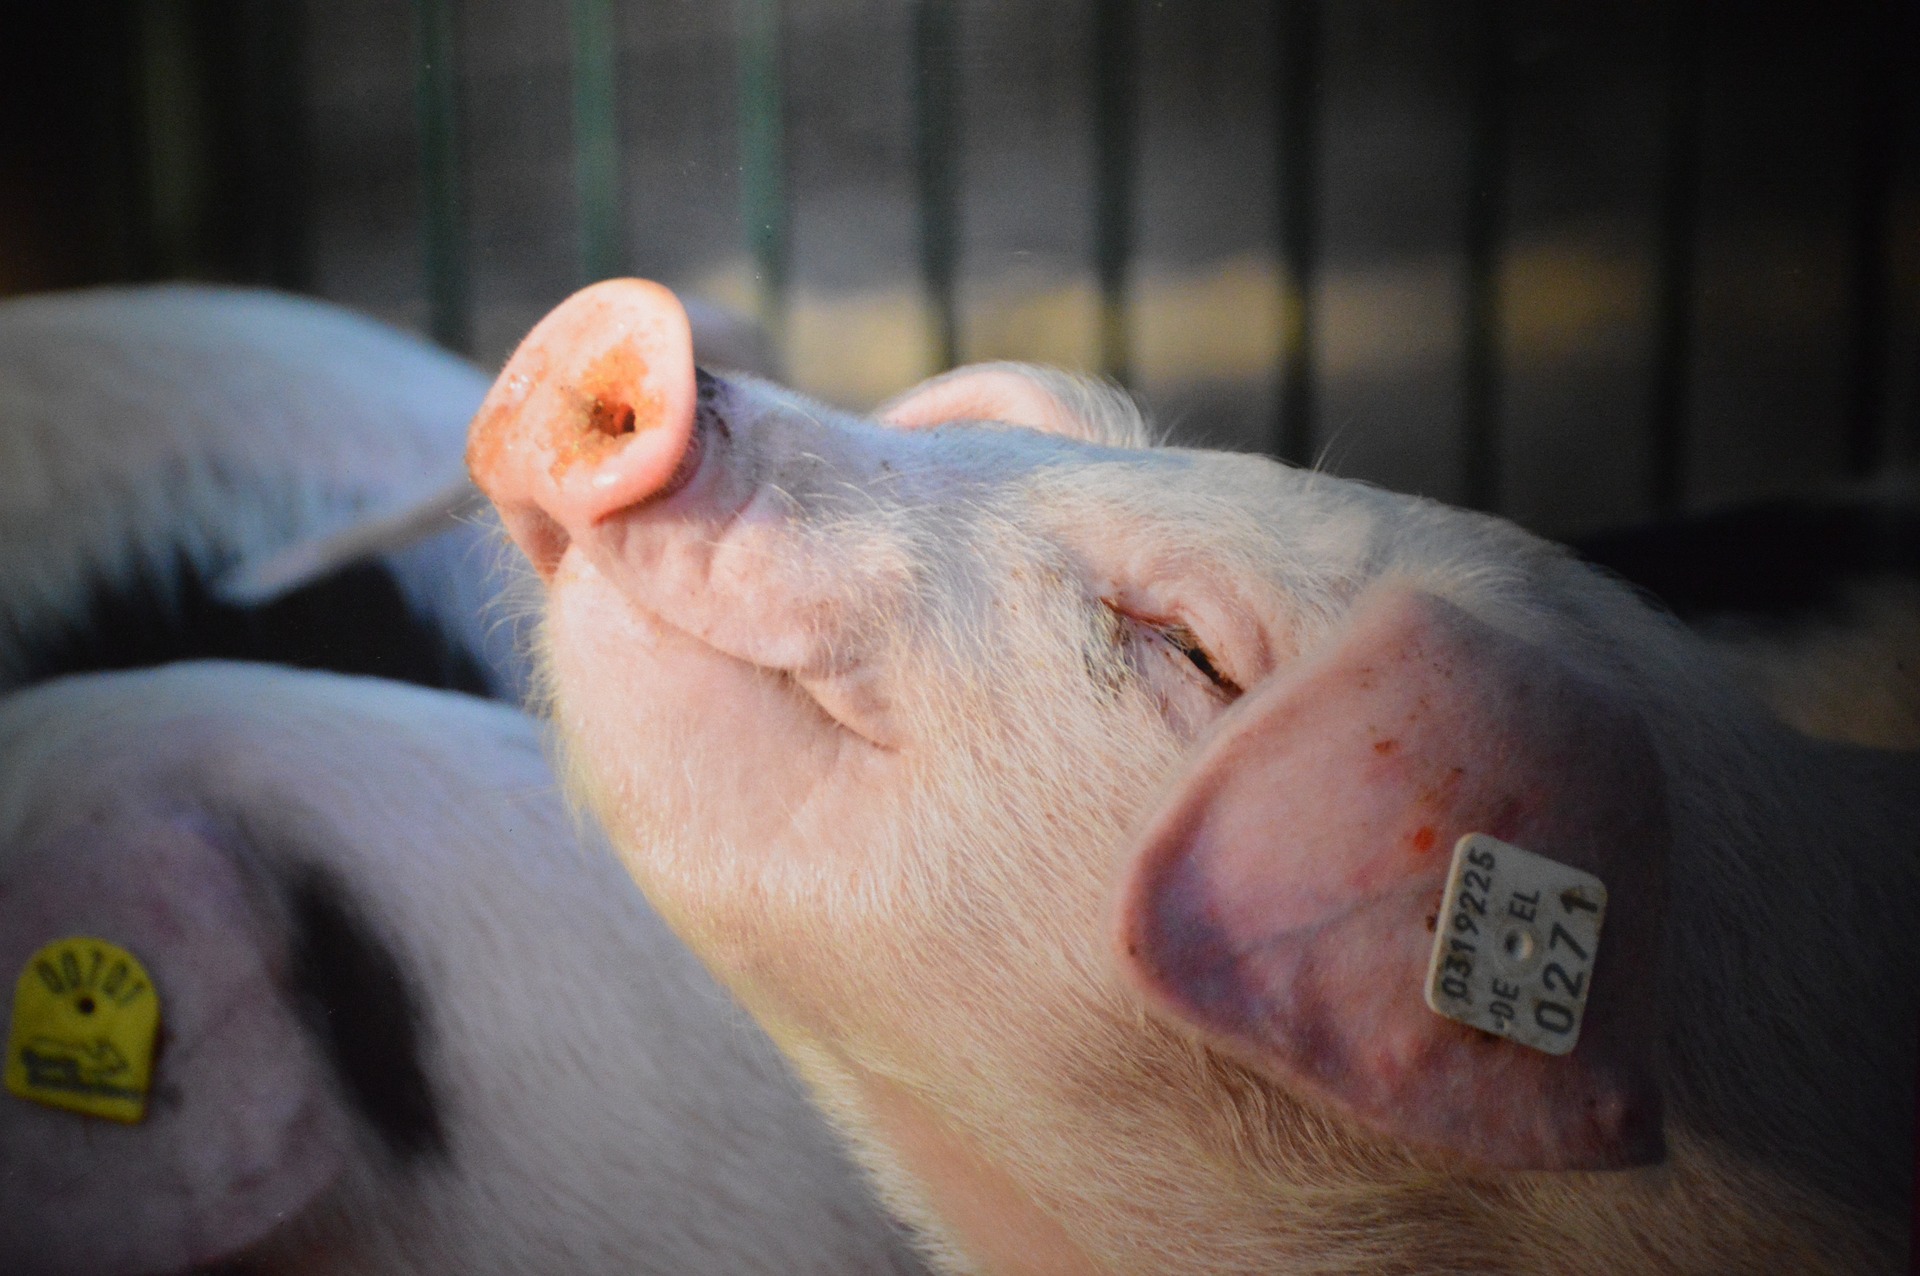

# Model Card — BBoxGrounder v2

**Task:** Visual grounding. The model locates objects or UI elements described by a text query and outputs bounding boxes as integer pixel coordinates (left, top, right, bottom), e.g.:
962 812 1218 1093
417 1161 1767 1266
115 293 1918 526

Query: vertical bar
1844 0 1897 478
88 7 149 281
911 0 962 373
1648 1 1703 514
131 0 211 279
232 0 312 290
736 0 789 351
1091 0 1138 386
1459 0 1508 512
572 0 623 284
414 0 470 354
1274 0 1320 465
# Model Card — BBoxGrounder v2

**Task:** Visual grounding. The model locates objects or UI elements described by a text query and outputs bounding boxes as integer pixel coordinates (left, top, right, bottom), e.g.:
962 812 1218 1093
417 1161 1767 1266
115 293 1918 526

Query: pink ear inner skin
880 367 1091 439
1117 586 1668 1172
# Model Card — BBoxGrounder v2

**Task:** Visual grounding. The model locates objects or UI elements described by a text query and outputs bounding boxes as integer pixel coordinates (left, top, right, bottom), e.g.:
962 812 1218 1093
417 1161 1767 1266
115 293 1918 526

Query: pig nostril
586 396 636 439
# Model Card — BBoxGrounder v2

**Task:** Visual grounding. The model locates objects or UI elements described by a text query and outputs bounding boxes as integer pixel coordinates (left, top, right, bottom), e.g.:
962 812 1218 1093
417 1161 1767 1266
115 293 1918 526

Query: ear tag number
6 938 160 1122
1423 834 1606 1056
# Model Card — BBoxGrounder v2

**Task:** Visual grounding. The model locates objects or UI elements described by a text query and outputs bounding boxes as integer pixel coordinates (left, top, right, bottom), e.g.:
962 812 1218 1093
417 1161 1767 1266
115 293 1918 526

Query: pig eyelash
1156 623 1241 696
1102 601 1242 700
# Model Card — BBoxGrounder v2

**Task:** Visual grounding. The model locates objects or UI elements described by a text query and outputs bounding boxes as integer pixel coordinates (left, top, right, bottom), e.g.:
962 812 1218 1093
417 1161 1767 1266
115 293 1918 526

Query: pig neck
1657 731 1919 1223
856 1072 1105 1276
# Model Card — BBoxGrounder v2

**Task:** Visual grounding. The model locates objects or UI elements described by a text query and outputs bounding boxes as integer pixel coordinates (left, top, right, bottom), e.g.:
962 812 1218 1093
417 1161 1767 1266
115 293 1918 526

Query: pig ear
0 812 355 1271
1113 584 1668 1172
878 364 1109 441
213 472 483 605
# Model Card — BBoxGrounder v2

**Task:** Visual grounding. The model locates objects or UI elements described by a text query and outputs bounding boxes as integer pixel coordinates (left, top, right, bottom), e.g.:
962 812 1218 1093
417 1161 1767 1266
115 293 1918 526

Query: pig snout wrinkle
468 278 704 577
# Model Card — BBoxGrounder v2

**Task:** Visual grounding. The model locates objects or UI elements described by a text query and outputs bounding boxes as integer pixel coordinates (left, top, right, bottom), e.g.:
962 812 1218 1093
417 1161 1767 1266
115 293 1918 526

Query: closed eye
1101 599 1243 704
1156 623 1241 697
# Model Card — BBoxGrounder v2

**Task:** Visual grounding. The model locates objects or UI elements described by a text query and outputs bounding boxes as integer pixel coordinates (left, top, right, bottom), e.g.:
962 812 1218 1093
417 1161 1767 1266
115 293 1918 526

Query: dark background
3 1 1913 540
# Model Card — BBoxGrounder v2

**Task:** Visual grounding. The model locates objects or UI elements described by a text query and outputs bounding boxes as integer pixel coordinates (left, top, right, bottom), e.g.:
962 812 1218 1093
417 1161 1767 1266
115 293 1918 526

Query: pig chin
538 550 902 957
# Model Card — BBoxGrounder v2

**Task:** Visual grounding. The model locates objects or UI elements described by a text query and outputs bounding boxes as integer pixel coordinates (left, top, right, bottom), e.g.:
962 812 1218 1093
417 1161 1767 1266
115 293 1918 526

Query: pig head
471 280 1917 1274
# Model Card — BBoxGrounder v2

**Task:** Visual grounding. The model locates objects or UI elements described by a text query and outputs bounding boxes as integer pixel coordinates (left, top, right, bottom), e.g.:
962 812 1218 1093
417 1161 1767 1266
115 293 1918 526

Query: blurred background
2 0 1913 541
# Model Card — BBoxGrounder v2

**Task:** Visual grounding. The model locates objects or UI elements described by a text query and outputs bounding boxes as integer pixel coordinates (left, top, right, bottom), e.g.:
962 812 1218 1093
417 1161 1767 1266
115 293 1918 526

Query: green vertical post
1275 0 1320 465
572 0 623 284
1091 0 1137 386
414 0 470 354
131 0 210 279
737 0 789 352
1459 0 1508 512
912 0 962 373
232 0 312 290
1649 1 1702 515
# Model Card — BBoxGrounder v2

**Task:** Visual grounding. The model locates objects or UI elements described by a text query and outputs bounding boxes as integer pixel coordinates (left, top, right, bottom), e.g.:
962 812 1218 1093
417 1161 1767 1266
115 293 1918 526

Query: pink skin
467 279 699 580
468 281 1911 1274
470 282 1155 1271
468 280 1642 1263
1116 585 1668 1171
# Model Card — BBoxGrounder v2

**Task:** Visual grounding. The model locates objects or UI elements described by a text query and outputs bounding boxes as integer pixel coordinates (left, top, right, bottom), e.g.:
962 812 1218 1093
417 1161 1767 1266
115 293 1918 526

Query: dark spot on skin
8 550 492 695
1425 913 1438 933
1372 738 1397 755
1410 826 1438 853
286 867 446 1162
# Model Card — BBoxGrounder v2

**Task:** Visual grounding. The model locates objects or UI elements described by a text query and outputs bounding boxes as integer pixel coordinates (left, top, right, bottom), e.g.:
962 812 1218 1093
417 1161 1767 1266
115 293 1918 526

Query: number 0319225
1423 833 1608 1056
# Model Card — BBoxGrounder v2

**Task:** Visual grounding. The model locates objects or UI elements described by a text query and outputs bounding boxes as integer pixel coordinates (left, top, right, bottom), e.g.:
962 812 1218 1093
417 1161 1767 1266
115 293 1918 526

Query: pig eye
1157 623 1241 696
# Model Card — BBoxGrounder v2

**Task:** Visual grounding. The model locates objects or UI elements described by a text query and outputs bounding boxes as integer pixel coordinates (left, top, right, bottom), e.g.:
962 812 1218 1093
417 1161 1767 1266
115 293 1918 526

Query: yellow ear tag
6 938 159 1123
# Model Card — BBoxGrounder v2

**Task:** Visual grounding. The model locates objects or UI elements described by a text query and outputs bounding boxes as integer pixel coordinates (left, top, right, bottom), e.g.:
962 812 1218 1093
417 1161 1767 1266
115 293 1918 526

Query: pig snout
467 278 705 577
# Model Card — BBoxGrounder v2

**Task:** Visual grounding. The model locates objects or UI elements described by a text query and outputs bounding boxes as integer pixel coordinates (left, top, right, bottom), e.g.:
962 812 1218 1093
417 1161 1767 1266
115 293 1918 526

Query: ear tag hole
1424 833 1608 1056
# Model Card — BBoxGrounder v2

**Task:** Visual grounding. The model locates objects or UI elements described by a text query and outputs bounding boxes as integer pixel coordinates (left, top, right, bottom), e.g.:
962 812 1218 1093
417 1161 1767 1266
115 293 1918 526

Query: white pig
0 284 775 701
0 284 519 695
466 280 1918 1275
0 661 923 1275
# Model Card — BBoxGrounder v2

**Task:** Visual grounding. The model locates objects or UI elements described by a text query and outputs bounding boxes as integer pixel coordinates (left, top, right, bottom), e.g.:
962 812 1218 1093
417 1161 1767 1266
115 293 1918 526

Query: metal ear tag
1424 833 1607 1056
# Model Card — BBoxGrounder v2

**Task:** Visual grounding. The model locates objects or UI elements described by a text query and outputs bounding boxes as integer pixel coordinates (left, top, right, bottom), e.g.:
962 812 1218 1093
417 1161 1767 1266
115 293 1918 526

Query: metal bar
1274 0 1320 465
1459 0 1508 512
131 0 210 279
572 0 623 284
736 0 789 351
911 0 962 373
1091 0 1137 386
1844 0 1897 477
1648 1 1702 514
413 0 470 354
233 0 312 290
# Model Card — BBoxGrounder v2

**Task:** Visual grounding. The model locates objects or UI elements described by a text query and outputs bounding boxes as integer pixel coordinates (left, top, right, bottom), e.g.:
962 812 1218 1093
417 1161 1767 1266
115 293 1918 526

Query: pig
0 661 923 1275
0 284 775 702
0 284 514 696
466 279 1919 1275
